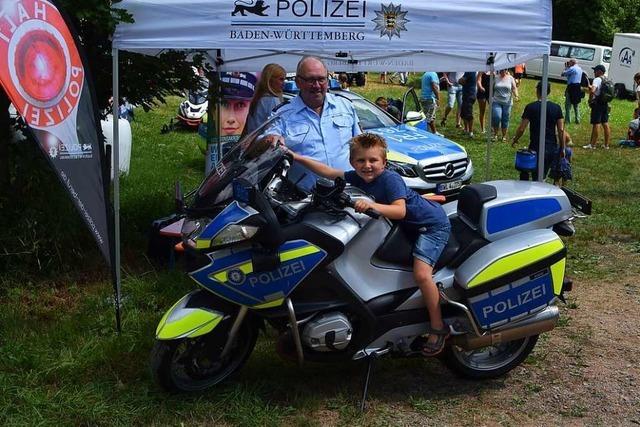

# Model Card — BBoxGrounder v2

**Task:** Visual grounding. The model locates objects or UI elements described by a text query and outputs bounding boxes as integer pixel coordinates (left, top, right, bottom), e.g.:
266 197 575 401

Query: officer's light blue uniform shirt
266 93 361 190
561 64 583 85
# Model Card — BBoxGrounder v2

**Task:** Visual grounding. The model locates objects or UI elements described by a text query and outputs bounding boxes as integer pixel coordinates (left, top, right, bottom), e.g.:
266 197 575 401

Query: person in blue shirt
561 59 585 124
420 71 442 135
289 133 452 357
261 56 361 191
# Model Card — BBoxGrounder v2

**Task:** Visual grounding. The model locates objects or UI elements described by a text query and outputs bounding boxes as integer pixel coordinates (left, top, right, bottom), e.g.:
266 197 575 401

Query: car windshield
351 98 397 129
192 117 284 209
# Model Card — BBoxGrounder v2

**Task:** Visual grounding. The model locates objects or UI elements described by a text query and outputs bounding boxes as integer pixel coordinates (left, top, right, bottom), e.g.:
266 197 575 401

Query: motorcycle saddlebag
454 229 566 329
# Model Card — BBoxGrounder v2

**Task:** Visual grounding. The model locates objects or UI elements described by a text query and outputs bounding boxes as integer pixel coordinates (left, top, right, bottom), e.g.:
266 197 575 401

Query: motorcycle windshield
189 91 207 105
192 117 284 209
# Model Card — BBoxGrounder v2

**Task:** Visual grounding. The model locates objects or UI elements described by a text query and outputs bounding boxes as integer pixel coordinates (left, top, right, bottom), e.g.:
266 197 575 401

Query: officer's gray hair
296 56 328 76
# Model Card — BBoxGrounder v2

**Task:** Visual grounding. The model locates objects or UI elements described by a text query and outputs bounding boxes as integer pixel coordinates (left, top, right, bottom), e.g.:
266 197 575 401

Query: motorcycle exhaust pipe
451 305 559 350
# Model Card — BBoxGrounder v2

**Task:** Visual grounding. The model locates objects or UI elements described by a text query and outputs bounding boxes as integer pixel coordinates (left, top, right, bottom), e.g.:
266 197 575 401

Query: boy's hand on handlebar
353 199 374 213
264 134 285 148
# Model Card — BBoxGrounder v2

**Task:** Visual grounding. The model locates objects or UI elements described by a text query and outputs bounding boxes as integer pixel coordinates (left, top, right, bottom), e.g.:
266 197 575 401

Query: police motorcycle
176 87 208 128
151 117 586 398
176 69 209 129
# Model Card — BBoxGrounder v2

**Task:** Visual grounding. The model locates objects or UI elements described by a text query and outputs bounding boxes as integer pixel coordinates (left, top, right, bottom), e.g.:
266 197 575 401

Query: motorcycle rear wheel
442 335 538 379
150 318 258 392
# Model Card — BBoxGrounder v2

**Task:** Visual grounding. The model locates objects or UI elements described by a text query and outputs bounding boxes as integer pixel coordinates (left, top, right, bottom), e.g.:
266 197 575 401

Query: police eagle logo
372 3 410 40
231 0 270 17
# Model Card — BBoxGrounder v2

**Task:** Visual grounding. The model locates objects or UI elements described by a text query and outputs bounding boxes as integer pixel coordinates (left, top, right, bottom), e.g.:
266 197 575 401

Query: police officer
261 56 361 190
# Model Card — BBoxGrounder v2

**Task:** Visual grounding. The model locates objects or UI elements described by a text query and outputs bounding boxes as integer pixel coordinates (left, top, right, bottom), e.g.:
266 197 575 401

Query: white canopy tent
113 0 551 71
111 0 553 308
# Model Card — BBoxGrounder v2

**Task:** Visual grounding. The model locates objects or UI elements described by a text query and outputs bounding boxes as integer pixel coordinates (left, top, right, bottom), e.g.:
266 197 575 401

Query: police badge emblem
372 3 410 40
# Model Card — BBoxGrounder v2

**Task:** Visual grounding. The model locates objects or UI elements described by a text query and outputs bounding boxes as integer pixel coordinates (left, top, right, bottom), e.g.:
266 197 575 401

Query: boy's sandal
419 326 450 357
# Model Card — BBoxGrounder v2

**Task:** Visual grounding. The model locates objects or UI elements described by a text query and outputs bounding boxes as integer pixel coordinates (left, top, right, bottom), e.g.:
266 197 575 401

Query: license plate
437 180 462 193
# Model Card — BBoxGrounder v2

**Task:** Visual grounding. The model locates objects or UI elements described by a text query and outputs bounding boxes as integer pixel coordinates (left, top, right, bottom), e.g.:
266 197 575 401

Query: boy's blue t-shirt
344 169 449 230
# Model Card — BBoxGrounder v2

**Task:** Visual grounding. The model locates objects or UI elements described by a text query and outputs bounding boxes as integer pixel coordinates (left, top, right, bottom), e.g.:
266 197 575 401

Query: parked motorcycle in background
176 86 208 129
176 67 209 129
150 117 589 398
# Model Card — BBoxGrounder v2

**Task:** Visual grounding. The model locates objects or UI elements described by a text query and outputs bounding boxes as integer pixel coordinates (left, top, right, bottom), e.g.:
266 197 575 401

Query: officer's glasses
297 75 328 85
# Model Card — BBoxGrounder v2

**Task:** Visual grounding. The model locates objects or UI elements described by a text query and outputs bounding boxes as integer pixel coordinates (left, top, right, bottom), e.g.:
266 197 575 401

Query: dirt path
292 246 640 426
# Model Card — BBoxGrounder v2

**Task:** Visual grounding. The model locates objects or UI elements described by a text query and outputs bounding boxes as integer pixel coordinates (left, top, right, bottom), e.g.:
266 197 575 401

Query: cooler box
515 149 537 171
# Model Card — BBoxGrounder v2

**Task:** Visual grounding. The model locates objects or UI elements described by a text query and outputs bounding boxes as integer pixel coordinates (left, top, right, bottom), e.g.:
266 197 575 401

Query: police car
283 83 473 196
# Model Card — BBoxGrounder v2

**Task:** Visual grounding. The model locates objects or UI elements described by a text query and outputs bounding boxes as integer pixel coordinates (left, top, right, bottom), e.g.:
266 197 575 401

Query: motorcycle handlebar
344 196 381 219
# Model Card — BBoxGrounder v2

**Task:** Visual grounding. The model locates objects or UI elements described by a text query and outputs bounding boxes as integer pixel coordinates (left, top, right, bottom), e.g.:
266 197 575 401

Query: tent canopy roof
113 0 552 72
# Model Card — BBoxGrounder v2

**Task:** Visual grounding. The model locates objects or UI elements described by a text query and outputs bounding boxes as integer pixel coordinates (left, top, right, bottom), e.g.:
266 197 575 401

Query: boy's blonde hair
349 133 388 160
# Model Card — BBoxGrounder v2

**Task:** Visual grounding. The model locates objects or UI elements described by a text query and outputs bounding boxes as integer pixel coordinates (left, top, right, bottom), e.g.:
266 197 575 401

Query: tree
553 0 640 46
59 0 205 111
0 0 205 197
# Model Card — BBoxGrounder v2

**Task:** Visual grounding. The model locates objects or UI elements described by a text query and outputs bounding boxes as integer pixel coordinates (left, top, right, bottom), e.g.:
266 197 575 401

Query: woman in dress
491 69 519 142
244 63 286 135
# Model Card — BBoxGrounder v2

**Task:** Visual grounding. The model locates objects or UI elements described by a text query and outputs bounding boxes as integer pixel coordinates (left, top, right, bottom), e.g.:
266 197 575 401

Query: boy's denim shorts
413 225 451 267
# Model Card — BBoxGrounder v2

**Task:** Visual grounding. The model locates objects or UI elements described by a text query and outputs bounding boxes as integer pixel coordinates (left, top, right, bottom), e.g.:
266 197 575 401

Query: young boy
619 107 640 148
289 133 452 356
550 130 574 187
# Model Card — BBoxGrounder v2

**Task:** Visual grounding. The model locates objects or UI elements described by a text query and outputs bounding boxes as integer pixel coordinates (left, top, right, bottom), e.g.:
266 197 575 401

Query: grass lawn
1 76 639 426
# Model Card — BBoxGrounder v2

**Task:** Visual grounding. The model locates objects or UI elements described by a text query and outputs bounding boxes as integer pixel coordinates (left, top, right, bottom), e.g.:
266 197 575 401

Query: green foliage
56 0 205 111
553 0 640 45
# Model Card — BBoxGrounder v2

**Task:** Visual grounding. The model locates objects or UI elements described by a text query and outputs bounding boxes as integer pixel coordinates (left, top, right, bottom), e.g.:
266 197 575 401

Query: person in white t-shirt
583 65 611 150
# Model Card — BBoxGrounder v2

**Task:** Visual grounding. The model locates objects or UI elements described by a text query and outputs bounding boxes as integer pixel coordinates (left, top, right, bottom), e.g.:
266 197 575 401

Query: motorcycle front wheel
442 335 538 379
150 317 258 392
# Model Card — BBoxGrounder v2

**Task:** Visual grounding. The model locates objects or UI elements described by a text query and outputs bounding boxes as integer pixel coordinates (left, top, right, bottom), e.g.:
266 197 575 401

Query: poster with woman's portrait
205 71 257 174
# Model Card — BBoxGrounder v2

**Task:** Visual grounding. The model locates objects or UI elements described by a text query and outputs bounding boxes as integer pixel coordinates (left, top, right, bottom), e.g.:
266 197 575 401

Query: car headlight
387 160 419 178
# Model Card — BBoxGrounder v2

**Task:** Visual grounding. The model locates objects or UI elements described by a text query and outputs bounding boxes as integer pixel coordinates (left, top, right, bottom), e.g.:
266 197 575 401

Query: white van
526 41 612 81
608 33 640 99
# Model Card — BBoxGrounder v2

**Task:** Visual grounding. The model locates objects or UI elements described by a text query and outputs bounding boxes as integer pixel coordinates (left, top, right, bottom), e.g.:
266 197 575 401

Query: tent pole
538 54 550 182
217 68 222 163
111 48 122 333
485 55 495 181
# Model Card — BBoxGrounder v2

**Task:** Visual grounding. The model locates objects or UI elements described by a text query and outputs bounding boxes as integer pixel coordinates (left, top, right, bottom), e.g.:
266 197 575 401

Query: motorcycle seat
373 216 488 270
457 183 497 230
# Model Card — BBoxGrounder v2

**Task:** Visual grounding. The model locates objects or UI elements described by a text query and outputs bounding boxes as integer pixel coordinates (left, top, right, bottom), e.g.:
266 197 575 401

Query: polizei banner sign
113 0 552 56
0 0 113 265
229 1 407 42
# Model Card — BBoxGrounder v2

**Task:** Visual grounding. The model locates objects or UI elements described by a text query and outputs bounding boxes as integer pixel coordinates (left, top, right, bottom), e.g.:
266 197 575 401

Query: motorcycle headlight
183 217 260 250
210 224 259 247
387 160 419 178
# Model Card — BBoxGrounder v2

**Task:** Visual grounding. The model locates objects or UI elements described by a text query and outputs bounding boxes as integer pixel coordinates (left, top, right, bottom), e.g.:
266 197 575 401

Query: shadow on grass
211 335 510 411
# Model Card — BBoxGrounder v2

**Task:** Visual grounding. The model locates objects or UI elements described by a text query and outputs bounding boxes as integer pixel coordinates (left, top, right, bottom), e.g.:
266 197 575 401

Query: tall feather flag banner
0 0 119 328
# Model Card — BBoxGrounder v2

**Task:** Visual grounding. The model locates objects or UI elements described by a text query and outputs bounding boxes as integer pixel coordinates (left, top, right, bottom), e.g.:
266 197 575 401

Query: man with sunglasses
262 56 361 190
